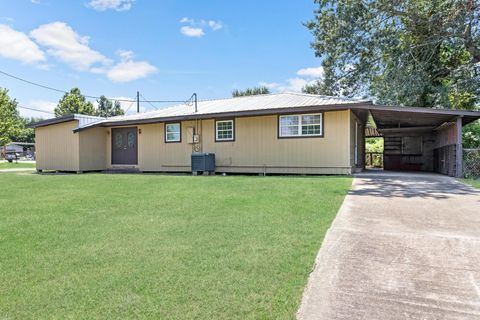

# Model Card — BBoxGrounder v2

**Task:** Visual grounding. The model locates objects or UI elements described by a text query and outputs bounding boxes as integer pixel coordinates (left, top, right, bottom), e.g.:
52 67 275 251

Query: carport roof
363 105 480 129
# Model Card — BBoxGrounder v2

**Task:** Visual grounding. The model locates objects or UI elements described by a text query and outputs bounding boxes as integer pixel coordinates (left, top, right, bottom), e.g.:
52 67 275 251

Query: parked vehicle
5 151 18 163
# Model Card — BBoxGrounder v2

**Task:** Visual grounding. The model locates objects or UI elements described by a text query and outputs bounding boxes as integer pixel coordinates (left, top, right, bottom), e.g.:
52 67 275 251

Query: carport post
455 116 463 178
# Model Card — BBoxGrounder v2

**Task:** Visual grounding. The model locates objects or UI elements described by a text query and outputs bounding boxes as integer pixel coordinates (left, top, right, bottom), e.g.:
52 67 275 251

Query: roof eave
27 114 76 128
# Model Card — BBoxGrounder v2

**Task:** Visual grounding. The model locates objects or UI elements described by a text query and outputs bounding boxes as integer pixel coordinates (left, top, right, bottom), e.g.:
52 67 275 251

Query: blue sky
0 0 323 118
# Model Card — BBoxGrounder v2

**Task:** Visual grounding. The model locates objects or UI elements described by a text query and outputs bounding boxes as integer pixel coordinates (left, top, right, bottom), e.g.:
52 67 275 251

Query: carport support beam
455 116 463 178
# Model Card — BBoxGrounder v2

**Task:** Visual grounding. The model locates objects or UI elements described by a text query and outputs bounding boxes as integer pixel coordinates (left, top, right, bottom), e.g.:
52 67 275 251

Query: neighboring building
1 142 36 159
28 93 480 177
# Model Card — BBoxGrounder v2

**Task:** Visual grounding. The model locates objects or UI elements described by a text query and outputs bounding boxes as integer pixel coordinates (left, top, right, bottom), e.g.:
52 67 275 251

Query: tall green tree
96 95 125 117
232 86 270 97
11 117 41 143
304 0 479 110
54 88 96 117
0 88 23 146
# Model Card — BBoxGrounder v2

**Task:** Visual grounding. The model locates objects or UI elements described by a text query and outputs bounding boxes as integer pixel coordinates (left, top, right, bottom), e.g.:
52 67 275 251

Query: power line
124 100 136 114
17 105 55 115
139 92 158 110
0 69 188 103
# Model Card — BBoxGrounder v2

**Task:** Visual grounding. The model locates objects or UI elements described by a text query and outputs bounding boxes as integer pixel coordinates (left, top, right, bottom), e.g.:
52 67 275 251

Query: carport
352 106 480 177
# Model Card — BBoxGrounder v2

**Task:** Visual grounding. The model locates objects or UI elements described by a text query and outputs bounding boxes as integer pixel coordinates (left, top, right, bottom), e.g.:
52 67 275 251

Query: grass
0 161 36 169
0 173 352 319
461 178 480 189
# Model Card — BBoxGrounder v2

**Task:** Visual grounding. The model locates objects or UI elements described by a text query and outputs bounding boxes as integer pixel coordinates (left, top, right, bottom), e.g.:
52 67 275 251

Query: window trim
277 113 324 139
215 119 235 142
164 122 182 143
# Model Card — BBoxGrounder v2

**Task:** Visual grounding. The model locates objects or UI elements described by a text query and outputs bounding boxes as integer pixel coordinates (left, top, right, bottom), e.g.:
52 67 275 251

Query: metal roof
27 114 105 129
74 92 371 130
27 92 480 131
109 92 369 121
6 142 35 146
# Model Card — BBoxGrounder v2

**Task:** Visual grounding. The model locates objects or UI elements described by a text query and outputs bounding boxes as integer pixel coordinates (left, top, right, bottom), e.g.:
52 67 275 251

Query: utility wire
139 92 159 110
0 69 187 103
17 105 55 115
124 100 136 114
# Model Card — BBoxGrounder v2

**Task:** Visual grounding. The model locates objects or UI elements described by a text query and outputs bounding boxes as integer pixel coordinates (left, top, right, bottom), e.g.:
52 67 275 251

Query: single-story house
2 142 35 158
28 92 480 177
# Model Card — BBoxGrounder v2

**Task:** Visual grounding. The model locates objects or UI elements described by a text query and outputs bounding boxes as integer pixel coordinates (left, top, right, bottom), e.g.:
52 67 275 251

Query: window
165 123 181 142
279 114 323 138
215 120 234 141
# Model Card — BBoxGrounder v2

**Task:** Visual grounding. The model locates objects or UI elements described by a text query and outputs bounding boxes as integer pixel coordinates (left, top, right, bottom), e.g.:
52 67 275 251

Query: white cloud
179 17 194 25
179 17 222 37
20 100 56 118
297 66 324 78
107 61 157 82
117 49 134 60
258 78 309 93
259 82 281 90
259 66 324 93
106 50 157 82
0 17 14 22
88 0 134 11
282 78 309 92
180 26 205 38
30 22 110 71
30 0 41 4
208 20 223 31
0 24 45 64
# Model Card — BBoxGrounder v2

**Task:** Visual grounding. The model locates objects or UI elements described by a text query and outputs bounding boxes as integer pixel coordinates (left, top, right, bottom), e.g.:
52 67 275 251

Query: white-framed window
279 113 323 138
215 120 234 141
165 123 181 142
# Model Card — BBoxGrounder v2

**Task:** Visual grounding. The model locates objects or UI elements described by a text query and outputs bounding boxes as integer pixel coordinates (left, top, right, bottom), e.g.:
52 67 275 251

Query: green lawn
461 178 480 189
0 173 351 319
0 161 36 169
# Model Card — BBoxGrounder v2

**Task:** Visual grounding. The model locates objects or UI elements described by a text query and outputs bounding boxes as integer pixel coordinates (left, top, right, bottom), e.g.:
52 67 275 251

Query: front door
112 127 138 165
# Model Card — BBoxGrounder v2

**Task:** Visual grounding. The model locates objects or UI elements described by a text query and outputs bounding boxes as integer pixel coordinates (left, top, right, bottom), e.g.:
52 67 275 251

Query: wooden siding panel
200 112 350 168
79 127 107 171
106 110 351 173
35 120 80 171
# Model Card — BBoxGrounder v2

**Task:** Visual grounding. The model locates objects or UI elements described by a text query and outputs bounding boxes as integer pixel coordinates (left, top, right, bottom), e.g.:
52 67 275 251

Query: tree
304 0 479 110
232 86 270 97
11 117 42 143
96 95 125 117
463 121 480 148
0 88 23 146
54 88 96 117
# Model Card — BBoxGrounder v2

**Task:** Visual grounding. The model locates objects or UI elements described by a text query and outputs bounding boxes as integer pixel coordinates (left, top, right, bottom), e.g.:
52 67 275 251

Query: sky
0 0 323 118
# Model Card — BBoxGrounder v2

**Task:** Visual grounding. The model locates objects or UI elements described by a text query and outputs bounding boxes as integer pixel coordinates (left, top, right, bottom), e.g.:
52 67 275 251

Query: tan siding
35 120 80 171
201 112 350 169
79 127 107 171
103 110 351 174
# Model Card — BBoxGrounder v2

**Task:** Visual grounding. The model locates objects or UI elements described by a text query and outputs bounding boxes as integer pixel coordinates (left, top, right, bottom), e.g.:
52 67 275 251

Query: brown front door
112 127 138 165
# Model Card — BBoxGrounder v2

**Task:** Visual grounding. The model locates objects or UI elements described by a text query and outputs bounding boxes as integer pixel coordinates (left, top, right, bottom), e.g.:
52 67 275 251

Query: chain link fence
464 149 480 179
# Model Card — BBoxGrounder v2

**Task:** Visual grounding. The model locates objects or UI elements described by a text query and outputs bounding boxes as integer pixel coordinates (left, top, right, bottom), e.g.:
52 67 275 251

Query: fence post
455 116 463 178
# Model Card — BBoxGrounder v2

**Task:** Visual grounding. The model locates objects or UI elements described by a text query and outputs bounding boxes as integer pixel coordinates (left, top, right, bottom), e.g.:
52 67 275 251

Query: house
28 92 480 177
2 142 35 159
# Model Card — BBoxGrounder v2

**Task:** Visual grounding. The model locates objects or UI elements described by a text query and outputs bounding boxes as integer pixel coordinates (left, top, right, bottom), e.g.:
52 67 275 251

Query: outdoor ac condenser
191 153 215 175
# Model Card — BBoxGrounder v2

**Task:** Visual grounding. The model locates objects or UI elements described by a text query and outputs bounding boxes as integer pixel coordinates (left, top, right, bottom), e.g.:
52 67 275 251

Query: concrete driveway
298 172 480 320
